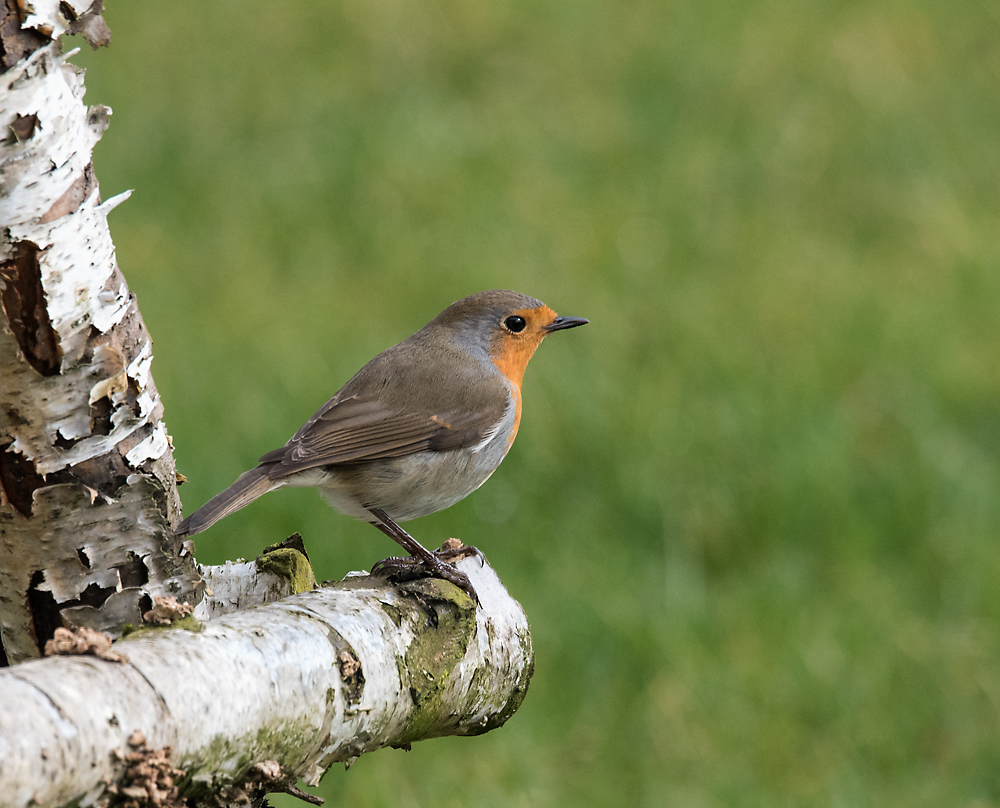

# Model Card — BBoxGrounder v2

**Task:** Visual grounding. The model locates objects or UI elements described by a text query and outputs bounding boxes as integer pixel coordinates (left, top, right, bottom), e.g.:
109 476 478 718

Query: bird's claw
371 549 480 605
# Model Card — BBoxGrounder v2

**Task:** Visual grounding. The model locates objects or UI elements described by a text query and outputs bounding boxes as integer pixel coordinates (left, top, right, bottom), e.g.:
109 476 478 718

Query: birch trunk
0 9 202 664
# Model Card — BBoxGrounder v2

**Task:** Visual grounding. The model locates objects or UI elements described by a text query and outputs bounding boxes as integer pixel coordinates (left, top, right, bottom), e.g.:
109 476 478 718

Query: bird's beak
544 316 589 333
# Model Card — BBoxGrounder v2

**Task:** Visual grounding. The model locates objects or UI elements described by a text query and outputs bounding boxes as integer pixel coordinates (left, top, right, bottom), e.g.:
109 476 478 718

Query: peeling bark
2 0 107 51
1 0 50 70
0 558 534 808
0 41 201 664
2 479 201 659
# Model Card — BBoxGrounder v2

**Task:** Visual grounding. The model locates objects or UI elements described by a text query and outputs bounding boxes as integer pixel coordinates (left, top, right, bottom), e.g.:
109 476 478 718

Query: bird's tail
175 466 277 536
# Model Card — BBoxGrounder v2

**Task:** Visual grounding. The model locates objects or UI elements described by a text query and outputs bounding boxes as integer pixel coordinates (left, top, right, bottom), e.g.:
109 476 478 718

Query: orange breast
504 385 522 451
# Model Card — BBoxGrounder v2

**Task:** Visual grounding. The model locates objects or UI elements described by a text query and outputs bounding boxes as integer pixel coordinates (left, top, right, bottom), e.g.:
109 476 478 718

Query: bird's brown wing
258 394 505 478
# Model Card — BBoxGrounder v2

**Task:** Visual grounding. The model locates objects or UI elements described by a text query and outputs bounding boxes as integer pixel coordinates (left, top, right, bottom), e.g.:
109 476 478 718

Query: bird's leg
367 508 479 603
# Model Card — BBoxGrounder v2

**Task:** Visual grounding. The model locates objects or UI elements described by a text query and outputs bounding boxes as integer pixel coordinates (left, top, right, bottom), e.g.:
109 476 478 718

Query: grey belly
286 439 509 522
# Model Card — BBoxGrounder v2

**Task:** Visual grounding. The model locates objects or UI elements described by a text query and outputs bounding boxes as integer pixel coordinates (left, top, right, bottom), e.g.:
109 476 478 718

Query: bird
175 290 587 602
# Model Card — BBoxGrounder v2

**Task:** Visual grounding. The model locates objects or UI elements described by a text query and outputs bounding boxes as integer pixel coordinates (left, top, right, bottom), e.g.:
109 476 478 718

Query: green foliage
76 0 1000 804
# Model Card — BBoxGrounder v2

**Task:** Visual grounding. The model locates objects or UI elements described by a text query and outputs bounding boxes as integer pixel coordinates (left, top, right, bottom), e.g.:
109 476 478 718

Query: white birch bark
0 39 202 663
0 557 533 808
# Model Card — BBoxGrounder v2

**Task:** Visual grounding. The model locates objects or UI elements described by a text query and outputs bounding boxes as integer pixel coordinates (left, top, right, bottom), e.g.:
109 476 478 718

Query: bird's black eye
504 315 527 333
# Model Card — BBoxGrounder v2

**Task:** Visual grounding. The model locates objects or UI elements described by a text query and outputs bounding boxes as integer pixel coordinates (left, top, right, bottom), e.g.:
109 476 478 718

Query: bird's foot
366 508 481 604
371 545 480 604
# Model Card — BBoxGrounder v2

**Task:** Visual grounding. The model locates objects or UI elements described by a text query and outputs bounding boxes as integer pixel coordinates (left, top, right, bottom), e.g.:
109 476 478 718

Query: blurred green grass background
74 0 1000 805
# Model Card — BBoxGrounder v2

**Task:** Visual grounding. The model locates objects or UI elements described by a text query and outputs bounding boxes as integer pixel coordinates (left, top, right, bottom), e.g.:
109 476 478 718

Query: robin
175 289 587 601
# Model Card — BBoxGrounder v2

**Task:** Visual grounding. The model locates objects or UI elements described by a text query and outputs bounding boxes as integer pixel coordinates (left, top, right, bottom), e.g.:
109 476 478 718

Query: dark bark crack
117 551 150 589
27 571 60 654
0 239 63 376
0 441 45 518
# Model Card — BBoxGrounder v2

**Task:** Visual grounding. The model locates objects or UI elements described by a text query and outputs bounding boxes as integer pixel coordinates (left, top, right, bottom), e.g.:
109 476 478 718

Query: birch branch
0 556 533 808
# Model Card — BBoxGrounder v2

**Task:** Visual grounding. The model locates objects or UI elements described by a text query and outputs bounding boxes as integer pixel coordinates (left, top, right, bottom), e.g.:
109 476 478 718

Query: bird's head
433 290 588 388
